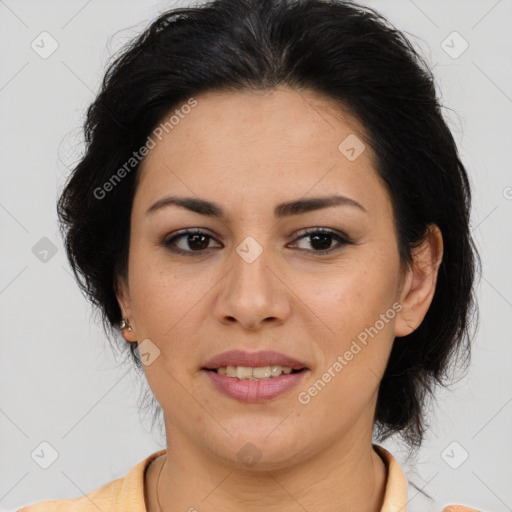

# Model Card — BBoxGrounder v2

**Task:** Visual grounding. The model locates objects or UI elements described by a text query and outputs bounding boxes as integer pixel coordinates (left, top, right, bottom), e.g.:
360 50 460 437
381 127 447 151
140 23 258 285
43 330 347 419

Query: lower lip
203 369 309 402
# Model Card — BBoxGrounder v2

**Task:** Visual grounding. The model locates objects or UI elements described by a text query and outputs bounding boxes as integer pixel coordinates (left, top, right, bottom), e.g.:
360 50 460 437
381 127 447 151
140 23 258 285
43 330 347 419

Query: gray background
0 0 511 511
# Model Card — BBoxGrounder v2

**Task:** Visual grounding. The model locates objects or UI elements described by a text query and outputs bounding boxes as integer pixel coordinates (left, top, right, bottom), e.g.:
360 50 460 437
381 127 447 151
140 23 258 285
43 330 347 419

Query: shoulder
16 477 124 512
16 449 166 512
374 444 481 512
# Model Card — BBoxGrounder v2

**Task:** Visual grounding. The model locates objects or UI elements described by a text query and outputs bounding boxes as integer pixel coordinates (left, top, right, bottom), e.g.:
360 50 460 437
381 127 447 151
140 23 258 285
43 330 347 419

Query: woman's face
117 86 433 469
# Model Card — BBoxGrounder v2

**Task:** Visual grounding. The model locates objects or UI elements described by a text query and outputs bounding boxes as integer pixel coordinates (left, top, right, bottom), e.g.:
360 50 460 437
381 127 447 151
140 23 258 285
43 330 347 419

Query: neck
148 424 388 512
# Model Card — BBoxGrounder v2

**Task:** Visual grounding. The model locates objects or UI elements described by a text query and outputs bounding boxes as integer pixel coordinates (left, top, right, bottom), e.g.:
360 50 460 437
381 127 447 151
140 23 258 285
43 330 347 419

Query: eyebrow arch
145 194 367 218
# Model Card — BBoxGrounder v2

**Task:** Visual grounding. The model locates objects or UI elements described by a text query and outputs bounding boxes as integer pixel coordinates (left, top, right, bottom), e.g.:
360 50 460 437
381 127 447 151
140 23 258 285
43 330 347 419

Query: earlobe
394 224 444 338
115 275 138 343
394 269 415 336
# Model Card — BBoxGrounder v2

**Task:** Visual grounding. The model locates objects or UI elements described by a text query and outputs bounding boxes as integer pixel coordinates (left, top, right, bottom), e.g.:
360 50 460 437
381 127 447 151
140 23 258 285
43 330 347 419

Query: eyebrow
145 194 367 218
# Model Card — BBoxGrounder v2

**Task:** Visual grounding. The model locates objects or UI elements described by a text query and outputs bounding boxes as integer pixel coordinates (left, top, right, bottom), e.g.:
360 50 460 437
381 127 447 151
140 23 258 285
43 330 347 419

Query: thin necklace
155 454 166 512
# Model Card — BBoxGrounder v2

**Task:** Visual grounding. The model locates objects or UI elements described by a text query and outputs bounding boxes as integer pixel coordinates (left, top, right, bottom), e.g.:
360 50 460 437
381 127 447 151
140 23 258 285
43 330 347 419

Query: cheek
128 260 204 402
295 250 400 341
127 242 194 336
294 247 400 401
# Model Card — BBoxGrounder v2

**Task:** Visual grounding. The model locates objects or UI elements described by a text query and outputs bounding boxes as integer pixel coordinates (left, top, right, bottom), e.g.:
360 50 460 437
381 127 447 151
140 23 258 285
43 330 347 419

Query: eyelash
162 227 354 256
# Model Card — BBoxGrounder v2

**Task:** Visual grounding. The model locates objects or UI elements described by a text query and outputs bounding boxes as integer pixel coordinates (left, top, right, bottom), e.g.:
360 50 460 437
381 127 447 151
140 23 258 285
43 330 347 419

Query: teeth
214 365 295 380
253 366 271 379
236 366 253 380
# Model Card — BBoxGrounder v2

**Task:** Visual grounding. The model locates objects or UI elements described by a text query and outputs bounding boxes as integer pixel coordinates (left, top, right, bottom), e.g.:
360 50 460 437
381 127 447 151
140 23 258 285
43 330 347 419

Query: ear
394 224 444 337
115 274 138 343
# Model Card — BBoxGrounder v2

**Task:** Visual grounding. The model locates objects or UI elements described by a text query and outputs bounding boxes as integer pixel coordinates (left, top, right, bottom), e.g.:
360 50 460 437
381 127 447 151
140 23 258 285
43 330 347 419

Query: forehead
134 86 390 219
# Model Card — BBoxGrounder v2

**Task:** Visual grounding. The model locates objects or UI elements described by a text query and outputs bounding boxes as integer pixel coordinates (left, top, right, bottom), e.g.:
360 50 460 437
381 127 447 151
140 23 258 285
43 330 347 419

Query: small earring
120 318 133 331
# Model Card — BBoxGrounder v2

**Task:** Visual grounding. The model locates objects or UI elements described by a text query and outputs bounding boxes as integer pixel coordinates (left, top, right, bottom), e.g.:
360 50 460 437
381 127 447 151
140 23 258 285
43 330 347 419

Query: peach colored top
17 445 478 512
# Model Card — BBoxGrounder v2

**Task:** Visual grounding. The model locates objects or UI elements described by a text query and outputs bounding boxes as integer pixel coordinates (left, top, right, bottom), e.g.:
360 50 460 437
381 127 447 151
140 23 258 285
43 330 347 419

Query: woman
19 0 480 510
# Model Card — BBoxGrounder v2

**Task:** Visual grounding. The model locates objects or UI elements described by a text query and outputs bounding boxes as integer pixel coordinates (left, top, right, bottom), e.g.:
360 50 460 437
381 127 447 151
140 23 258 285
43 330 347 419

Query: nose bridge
215 232 290 327
231 233 275 300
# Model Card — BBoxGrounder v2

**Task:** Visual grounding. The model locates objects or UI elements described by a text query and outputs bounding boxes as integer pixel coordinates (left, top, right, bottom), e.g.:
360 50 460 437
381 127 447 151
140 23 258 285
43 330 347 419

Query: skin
116 86 443 512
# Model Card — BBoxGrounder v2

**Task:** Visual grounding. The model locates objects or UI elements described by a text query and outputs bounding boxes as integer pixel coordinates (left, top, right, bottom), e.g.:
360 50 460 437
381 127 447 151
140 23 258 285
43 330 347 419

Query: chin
205 424 314 471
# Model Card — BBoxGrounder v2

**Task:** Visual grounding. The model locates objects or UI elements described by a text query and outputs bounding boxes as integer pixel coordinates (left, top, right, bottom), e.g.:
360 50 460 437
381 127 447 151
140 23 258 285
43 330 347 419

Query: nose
213 237 291 331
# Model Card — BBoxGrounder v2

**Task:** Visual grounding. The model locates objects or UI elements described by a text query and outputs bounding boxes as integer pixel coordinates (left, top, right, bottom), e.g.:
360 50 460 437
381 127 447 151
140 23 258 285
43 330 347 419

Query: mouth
203 365 307 381
202 349 309 380
201 350 310 402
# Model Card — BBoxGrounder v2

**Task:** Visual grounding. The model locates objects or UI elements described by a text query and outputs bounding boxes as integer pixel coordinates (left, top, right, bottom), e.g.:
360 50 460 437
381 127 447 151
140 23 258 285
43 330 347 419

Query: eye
162 227 353 256
163 228 221 255
289 227 353 255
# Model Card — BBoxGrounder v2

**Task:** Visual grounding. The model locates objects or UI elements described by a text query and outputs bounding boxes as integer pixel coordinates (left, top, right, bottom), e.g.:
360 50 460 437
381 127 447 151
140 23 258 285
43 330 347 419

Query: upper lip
202 350 308 370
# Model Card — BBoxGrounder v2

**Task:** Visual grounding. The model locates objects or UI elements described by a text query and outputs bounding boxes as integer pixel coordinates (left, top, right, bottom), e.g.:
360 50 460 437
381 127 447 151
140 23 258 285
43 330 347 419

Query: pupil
310 234 331 251
189 234 209 250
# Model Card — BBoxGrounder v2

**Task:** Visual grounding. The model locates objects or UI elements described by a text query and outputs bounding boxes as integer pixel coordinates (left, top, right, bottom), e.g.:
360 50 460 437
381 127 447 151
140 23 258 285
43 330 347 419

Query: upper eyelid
164 227 349 240
163 227 352 250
